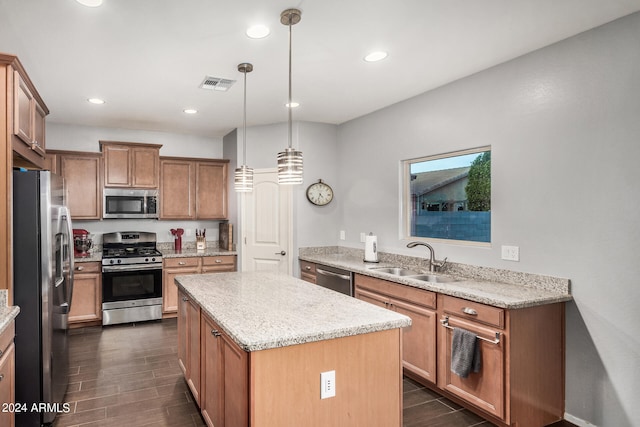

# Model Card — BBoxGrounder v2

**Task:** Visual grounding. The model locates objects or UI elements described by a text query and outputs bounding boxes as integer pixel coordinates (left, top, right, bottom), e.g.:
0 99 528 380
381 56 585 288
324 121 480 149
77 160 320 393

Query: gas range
101 231 164 326
101 231 163 270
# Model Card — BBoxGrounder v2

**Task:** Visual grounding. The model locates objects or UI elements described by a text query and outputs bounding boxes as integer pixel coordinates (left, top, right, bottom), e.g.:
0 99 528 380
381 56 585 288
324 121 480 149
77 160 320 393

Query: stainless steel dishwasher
315 264 353 296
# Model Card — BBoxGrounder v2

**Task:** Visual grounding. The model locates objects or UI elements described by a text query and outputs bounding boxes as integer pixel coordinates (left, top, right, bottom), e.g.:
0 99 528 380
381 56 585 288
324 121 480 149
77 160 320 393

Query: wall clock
306 179 334 206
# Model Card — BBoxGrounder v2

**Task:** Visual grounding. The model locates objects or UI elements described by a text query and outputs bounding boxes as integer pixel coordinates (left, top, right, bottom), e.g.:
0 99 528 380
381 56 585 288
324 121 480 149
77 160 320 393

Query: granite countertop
175 271 411 352
299 253 572 309
161 247 237 258
74 251 102 263
74 247 237 262
0 290 20 336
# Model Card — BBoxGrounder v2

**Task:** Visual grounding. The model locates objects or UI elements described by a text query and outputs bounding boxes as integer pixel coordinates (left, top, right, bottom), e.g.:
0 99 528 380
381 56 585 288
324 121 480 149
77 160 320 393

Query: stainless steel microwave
103 188 159 219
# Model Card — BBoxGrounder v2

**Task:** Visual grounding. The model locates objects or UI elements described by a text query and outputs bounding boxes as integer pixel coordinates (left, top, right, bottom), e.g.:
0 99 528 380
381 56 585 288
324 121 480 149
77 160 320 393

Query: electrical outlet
501 245 520 261
360 232 366 243
339 230 346 240
320 370 336 399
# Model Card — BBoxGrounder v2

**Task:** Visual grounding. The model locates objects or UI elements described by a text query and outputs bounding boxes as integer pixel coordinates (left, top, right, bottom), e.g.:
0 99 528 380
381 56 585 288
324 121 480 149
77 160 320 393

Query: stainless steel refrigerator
13 170 74 426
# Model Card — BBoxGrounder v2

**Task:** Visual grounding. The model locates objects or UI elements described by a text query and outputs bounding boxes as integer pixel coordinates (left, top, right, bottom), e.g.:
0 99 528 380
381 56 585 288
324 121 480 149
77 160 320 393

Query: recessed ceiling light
76 0 103 7
246 25 270 39
87 98 105 105
285 102 299 108
183 109 198 114
364 51 388 62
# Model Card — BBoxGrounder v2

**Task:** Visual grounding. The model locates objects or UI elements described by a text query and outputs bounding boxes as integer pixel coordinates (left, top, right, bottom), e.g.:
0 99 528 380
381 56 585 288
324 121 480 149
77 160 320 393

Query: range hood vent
199 76 236 91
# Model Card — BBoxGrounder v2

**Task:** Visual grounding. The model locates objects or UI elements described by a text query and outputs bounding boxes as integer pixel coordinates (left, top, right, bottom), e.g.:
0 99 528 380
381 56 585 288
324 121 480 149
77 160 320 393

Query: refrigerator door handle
59 207 74 309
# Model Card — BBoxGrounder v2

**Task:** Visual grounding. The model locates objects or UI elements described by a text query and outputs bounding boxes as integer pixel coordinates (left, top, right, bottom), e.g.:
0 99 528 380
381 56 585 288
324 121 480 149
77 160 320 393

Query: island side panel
249 328 403 427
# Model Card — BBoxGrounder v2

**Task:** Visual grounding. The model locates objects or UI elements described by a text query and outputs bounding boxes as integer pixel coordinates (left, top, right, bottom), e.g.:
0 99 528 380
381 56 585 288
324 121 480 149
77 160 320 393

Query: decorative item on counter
219 222 233 251
196 229 206 252
364 232 379 263
73 229 93 257
170 228 184 252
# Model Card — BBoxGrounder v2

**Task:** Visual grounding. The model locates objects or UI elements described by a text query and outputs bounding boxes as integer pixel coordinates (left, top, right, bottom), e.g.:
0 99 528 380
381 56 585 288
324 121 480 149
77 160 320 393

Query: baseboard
564 412 599 427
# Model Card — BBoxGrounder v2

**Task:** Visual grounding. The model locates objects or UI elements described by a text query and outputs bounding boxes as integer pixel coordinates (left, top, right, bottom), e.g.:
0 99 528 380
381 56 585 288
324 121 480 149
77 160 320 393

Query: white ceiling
1 0 639 138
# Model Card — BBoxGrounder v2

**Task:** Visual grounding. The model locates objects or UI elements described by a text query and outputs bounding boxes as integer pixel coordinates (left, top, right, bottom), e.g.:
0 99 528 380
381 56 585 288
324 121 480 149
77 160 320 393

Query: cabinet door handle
215 259 222 263
211 330 221 337
182 297 188 301
76 266 84 271
305 266 311 270
0 349 3 357
0 373 4 381
275 251 286 256
178 261 186 265
462 307 478 316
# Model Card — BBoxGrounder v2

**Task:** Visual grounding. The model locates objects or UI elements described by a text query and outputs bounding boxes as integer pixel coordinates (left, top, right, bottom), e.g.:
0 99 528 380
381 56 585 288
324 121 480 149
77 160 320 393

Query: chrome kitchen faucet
406 242 447 272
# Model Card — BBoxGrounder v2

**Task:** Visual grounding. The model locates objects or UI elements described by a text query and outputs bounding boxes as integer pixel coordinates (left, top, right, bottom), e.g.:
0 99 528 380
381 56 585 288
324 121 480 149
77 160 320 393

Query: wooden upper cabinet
13 71 34 149
57 151 103 220
160 157 228 220
160 158 195 219
100 141 161 188
8 56 49 169
196 161 227 219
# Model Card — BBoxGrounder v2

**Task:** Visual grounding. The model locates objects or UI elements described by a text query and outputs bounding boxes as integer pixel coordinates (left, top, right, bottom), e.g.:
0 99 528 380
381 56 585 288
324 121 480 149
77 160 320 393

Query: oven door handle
102 264 163 273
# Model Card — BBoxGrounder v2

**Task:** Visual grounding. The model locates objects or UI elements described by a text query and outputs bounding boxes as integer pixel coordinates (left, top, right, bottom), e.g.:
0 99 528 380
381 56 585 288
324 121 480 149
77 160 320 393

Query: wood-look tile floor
54 319 575 427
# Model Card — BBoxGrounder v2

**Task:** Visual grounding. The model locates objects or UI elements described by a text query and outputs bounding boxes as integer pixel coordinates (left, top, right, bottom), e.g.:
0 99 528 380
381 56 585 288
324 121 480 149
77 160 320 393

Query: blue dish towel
451 327 481 378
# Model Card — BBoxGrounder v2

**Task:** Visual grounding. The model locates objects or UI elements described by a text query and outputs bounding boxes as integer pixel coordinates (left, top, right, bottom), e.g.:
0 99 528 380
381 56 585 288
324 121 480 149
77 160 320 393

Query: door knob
275 251 286 256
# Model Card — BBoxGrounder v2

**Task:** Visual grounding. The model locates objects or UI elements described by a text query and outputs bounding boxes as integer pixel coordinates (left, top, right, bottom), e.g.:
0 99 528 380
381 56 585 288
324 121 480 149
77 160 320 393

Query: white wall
47 123 226 243
225 121 341 269
336 12 640 427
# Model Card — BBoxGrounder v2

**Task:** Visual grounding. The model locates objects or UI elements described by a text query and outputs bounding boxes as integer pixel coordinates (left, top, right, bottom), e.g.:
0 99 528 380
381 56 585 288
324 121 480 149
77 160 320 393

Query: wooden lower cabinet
177 288 201 405
163 258 200 314
201 256 236 273
200 312 248 427
69 262 102 325
163 256 236 316
354 273 437 384
180 292 402 427
299 260 316 284
0 322 15 427
355 274 565 427
438 313 505 418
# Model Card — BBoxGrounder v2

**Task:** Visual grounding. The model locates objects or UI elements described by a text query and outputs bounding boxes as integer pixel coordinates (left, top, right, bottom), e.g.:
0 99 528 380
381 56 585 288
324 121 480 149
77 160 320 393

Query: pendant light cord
243 68 247 164
287 16 293 150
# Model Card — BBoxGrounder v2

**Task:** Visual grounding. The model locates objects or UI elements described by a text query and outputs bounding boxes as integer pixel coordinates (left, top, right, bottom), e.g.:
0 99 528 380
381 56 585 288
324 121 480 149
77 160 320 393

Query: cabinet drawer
441 295 504 329
355 274 436 309
299 260 316 275
164 257 200 268
0 322 15 356
74 262 101 274
202 256 235 267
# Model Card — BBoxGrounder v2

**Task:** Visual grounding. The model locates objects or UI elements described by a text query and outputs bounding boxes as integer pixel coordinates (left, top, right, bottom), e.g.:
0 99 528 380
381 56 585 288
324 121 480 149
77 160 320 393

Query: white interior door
241 169 292 274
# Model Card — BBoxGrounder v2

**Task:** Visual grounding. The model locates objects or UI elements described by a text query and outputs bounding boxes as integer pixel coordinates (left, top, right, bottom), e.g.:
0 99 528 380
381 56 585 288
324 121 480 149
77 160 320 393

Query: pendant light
277 8 303 185
234 63 254 192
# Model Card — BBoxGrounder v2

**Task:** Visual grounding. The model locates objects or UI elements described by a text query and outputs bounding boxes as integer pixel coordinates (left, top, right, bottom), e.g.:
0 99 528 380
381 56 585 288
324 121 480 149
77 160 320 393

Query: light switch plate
501 245 520 261
339 230 346 240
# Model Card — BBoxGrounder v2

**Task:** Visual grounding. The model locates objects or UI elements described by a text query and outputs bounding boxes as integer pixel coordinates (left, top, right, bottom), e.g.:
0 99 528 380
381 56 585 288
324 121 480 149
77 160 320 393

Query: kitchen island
175 271 411 427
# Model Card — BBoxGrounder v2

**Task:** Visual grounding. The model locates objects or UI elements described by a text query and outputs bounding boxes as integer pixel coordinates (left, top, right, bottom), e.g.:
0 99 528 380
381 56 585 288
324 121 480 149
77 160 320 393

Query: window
402 147 491 244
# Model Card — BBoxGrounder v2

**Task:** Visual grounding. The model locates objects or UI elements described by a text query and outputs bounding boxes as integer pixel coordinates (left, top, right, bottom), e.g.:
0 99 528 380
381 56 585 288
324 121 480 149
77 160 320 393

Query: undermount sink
408 274 461 283
370 267 421 276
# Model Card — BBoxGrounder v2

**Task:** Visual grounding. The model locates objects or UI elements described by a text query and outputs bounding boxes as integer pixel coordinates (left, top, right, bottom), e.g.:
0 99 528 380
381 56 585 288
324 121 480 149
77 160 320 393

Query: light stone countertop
0 290 19 336
175 271 411 352
160 247 237 258
299 252 572 309
74 252 102 263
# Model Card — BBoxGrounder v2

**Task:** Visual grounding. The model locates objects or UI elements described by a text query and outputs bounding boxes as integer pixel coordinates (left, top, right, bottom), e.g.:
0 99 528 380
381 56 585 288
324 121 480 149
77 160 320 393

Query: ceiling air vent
199 76 236 92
